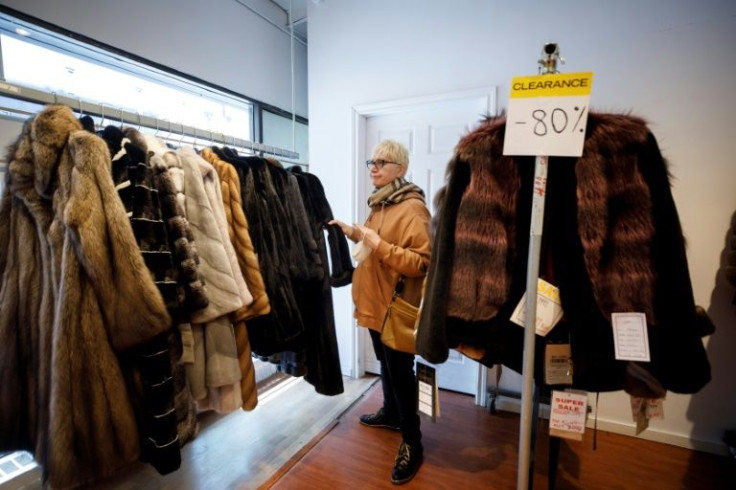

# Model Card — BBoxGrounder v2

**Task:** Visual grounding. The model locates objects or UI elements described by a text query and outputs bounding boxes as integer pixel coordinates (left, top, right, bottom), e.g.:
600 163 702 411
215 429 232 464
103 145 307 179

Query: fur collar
6 105 82 201
447 112 657 323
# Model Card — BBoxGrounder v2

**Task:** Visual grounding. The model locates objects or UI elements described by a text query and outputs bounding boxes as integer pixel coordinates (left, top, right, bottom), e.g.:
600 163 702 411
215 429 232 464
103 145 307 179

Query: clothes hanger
176 122 186 146
98 103 106 131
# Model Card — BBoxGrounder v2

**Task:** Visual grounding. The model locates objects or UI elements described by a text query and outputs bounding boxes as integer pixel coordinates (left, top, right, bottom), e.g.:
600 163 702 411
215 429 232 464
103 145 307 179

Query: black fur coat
416 113 711 395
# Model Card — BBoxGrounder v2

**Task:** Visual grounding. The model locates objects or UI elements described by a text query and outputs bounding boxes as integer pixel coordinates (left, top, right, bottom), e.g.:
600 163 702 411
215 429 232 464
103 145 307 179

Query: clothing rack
0 80 300 160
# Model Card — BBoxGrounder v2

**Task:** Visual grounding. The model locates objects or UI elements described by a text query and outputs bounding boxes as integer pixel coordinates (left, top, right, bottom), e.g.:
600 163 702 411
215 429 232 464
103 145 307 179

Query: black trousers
369 329 422 448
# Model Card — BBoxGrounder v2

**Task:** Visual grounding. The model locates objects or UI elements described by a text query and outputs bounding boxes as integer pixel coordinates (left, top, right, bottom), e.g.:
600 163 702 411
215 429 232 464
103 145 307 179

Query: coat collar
6 105 82 201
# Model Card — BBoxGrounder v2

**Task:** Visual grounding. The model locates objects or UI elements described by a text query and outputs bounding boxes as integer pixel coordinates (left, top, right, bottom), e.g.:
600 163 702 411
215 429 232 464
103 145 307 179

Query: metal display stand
0 81 300 160
516 43 564 490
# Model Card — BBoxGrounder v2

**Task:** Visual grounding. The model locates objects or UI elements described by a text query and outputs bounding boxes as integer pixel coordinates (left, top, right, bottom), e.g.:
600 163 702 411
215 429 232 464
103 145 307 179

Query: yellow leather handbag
380 277 418 354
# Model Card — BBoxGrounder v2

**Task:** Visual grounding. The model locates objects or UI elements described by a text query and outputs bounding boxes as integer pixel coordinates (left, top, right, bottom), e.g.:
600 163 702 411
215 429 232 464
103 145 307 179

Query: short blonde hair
372 140 409 169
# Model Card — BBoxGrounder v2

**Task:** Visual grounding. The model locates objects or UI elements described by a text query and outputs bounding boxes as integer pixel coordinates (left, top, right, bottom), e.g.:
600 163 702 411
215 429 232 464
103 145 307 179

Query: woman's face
368 150 405 188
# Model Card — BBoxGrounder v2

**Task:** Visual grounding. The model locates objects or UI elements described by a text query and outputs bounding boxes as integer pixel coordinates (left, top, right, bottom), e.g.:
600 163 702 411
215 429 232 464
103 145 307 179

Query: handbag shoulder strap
393 275 406 298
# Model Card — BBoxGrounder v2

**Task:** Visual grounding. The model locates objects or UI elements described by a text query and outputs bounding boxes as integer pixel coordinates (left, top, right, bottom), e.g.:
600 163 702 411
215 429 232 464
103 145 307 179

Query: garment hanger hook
99 103 107 130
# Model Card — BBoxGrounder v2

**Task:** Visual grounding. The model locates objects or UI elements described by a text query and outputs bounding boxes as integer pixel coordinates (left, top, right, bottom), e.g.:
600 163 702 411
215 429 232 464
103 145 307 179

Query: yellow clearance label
510 72 594 98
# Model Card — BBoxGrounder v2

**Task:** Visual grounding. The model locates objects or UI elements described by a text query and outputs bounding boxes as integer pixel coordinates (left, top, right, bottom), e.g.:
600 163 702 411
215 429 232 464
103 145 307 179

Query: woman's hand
328 219 351 236
355 224 381 250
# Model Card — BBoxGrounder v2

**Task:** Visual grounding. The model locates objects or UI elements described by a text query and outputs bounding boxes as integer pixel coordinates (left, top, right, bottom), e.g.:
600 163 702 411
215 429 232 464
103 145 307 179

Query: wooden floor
268 383 736 490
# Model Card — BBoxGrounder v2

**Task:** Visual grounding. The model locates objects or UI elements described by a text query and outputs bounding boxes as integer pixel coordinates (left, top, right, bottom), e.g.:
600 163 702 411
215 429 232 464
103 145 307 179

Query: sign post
503 45 593 490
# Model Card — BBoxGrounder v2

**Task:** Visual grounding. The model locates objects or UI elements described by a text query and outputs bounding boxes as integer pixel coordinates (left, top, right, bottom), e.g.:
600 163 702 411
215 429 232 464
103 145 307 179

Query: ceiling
271 0 309 43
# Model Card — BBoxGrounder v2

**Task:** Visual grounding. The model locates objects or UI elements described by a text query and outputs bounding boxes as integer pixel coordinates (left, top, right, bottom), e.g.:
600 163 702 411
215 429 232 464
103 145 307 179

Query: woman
330 139 431 485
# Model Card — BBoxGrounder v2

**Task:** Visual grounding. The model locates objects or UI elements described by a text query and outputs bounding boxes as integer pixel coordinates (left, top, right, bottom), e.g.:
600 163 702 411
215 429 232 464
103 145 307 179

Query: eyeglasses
365 159 400 170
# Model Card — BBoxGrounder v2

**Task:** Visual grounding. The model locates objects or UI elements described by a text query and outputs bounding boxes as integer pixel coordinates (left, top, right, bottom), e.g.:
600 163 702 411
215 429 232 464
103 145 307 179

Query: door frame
349 87 497 406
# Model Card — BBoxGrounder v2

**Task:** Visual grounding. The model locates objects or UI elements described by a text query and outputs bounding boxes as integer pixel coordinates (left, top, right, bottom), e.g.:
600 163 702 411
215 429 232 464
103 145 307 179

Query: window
262 109 309 166
0 34 252 140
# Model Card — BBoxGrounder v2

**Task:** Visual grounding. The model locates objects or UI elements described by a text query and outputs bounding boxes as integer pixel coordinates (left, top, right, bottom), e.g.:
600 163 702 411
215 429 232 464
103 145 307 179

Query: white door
356 89 496 395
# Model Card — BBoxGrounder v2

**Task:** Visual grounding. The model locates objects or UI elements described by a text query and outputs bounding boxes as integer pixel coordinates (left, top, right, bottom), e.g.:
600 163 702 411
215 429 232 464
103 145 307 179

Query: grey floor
2 375 376 490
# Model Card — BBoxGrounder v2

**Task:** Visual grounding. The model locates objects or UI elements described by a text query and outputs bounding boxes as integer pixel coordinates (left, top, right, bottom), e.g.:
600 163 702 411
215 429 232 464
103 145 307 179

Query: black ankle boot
359 407 400 430
391 440 423 485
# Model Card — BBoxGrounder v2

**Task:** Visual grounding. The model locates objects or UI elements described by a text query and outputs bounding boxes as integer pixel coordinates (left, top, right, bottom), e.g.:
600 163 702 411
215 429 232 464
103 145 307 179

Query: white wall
1 0 308 118
308 0 736 454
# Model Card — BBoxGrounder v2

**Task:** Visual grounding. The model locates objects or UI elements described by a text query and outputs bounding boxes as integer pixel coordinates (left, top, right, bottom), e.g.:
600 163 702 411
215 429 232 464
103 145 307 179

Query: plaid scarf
367 177 425 208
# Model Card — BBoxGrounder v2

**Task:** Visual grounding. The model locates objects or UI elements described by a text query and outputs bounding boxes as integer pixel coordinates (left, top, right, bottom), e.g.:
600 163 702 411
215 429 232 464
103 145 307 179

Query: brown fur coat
0 105 171 488
416 113 710 394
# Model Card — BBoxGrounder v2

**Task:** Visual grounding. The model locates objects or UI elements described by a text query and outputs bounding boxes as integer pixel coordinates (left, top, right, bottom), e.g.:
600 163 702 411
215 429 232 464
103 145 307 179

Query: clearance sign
503 71 594 157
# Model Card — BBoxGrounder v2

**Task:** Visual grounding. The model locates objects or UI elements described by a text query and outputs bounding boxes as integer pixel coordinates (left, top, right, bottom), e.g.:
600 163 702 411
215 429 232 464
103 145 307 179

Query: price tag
503 71 594 157
545 343 573 385
510 278 564 336
417 362 439 422
549 390 588 441
611 312 650 362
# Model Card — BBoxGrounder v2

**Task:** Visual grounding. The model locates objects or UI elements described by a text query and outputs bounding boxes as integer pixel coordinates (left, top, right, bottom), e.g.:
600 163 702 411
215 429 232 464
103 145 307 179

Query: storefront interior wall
307 0 736 455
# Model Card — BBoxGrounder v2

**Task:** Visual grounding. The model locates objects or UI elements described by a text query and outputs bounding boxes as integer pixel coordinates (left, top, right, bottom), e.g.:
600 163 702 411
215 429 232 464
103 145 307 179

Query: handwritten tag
630 396 664 434
549 390 588 441
612 312 651 362
504 72 594 157
646 398 665 420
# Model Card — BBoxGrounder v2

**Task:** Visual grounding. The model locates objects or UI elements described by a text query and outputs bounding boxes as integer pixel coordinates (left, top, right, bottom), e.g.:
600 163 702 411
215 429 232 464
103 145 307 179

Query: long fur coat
200 147 268 410
145 137 249 414
0 105 171 488
416 113 711 395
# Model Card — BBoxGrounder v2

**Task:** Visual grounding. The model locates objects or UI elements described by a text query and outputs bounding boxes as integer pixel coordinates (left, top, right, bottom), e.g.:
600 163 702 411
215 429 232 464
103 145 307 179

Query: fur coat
213 152 307 357
200 147 264 409
146 137 250 413
415 113 711 395
100 125 181 475
0 105 171 488
288 165 352 395
130 128 204 447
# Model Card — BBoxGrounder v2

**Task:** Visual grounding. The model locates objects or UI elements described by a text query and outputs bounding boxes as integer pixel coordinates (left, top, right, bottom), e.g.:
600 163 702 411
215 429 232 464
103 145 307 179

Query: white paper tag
549 390 588 440
511 278 564 336
611 312 650 362
417 362 439 422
